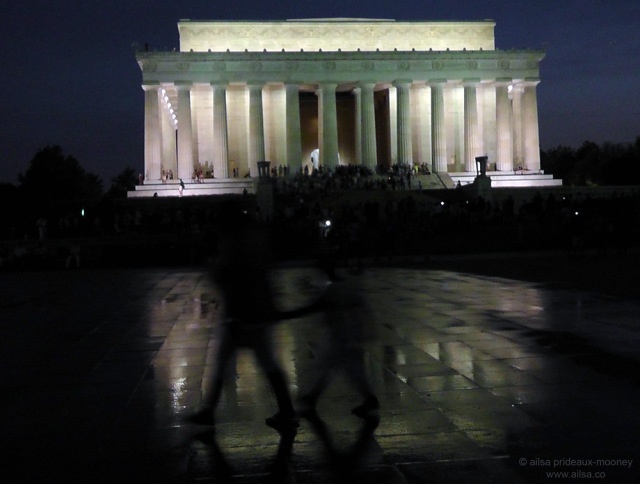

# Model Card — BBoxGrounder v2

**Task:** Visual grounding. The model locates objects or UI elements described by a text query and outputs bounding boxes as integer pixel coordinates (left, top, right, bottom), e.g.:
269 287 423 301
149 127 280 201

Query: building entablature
177 19 497 52
137 49 544 87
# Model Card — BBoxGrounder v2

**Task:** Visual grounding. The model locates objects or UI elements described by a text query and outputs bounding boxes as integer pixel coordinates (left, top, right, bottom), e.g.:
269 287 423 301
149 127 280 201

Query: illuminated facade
136 19 544 183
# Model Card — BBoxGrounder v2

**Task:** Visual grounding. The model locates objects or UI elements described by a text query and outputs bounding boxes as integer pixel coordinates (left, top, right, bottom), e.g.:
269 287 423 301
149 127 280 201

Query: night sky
3 0 639 185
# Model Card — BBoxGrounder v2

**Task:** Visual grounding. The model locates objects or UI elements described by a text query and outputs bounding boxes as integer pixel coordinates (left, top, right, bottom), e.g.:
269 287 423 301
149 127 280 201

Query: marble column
319 83 339 170
387 86 397 166
511 84 524 169
176 83 194 181
160 90 177 178
143 84 162 181
353 87 362 165
463 80 480 172
211 83 229 179
430 81 447 173
359 82 377 170
495 82 513 171
523 80 541 171
414 84 431 168
248 83 265 177
285 84 302 173
395 80 413 166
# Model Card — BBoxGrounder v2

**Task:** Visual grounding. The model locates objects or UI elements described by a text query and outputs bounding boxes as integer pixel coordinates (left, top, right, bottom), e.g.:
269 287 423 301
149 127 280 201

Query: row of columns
143 80 540 181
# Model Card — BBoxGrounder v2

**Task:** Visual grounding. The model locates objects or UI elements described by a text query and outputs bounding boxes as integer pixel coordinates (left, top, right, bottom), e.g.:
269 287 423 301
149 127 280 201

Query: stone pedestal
475 156 488 177
256 161 274 220
471 174 492 201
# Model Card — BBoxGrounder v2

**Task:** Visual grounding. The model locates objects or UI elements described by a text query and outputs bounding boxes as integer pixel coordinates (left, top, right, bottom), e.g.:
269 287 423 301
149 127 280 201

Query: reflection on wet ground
1 265 639 482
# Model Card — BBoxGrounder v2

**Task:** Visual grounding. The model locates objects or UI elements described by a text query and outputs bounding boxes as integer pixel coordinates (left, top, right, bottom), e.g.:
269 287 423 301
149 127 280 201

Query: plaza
3 255 639 482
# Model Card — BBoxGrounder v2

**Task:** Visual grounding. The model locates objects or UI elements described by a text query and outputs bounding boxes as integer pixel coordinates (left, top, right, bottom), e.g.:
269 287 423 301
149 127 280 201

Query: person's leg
207 335 236 409
297 365 330 414
343 346 379 417
297 344 339 414
187 329 236 426
252 332 298 429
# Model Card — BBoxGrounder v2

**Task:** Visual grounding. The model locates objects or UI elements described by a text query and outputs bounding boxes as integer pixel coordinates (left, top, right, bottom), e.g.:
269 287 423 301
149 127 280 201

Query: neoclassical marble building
136 18 544 183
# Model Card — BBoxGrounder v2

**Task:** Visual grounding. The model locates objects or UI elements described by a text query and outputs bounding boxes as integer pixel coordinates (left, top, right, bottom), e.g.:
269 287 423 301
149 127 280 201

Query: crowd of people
276 163 431 195
2 165 640 269
270 168 640 261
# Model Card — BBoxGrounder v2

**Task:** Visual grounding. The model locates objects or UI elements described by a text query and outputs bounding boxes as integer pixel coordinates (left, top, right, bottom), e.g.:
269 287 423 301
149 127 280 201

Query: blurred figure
303 410 379 483
298 262 379 419
65 244 81 269
194 424 297 483
187 200 298 432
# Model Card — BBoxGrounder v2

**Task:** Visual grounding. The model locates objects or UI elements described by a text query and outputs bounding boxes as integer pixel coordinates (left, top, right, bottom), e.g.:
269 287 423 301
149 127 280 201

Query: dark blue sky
2 0 639 184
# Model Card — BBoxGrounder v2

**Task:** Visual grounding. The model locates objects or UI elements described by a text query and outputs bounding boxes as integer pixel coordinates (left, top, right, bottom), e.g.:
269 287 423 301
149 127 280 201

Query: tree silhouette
19 145 103 217
575 141 602 185
541 145 575 183
105 166 137 199
542 137 640 186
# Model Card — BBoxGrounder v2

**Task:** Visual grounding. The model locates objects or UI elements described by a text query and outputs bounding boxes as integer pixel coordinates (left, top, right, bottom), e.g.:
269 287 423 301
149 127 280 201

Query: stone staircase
449 170 562 188
128 178 256 198
128 170 562 198
410 173 455 189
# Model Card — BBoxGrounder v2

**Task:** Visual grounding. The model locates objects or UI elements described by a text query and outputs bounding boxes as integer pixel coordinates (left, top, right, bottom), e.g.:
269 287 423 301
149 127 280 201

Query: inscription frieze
178 20 497 52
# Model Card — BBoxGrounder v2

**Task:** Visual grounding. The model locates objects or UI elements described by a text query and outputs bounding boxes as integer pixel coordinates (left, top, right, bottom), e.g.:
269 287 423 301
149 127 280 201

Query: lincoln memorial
133 19 552 196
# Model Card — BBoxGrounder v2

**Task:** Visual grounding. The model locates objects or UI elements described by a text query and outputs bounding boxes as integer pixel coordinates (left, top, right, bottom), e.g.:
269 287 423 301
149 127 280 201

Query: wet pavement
2 260 639 483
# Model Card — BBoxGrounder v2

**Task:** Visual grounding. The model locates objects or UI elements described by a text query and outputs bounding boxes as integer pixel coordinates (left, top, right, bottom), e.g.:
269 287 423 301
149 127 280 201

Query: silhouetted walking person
298 263 379 419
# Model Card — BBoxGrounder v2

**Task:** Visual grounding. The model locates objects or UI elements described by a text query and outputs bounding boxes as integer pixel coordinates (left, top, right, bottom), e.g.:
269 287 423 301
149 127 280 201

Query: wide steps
449 171 563 188
128 178 256 198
